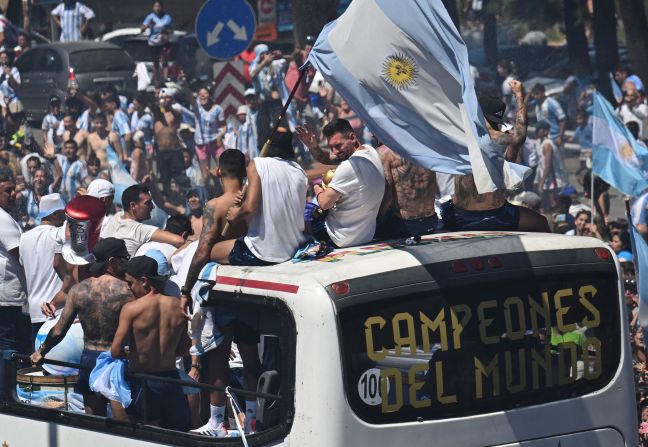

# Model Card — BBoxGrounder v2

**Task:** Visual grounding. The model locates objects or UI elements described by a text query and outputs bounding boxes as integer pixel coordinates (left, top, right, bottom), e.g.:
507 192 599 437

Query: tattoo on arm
41 282 85 354
183 205 220 294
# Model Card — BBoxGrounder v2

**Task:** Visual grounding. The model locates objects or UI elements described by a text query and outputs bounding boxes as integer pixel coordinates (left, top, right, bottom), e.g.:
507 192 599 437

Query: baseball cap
237 105 249 116
88 238 129 276
179 123 195 133
244 88 257 97
160 87 177 98
87 179 115 199
36 193 66 219
126 256 167 282
559 185 578 197
143 249 171 277
49 95 61 105
479 95 506 126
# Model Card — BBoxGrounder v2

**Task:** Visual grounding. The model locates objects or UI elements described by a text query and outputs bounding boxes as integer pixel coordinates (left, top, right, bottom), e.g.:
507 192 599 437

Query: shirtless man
377 145 438 238
87 113 126 170
441 80 549 232
61 113 89 160
152 90 185 191
31 238 133 416
111 256 191 432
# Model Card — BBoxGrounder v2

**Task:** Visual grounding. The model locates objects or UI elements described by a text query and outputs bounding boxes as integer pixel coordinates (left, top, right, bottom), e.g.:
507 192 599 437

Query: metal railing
4 351 282 427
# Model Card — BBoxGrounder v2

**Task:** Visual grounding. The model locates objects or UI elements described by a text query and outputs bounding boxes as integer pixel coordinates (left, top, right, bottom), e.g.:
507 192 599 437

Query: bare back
127 293 189 373
73 275 133 350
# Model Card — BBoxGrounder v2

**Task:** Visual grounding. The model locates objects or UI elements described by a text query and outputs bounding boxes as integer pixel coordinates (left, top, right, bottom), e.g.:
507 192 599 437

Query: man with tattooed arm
30 238 133 417
440 80 549 233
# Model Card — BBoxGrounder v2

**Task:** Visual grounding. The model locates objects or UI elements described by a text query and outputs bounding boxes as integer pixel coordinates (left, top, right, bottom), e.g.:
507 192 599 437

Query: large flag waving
630 195 648 329
592 91 648 197
307 0 504 193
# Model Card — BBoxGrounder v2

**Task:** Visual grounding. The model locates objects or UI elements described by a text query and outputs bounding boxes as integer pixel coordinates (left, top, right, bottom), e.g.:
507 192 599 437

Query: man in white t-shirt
100 184 185 257
19 194 69 340
0 170 30 393
296 119 385 247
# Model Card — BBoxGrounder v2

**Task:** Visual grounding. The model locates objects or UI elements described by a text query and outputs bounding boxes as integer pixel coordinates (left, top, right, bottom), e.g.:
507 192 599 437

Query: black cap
89 238 129 275
186 188 200 199
126 256 167 282
49 95 61 105
479 95 506 126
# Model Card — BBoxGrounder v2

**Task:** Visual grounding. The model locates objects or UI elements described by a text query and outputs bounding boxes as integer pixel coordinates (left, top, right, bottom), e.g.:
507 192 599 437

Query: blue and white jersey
51 2 95 42
174 103 225 145
535 97 566 141
632 192 648 227
143 12 173 47
238 115 258 158
131 110 154 145
41 112 63 148
0 66 20 102
111 109 131 150
57 155 86 202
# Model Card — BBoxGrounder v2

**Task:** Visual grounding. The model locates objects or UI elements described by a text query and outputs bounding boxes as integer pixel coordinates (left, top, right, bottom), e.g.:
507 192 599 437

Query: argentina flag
631 195 648 329
307 0 504 193
592 91 648 197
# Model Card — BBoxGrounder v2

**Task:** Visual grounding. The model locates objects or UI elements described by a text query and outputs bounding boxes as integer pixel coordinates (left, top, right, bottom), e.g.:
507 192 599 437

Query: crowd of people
0 0 645 440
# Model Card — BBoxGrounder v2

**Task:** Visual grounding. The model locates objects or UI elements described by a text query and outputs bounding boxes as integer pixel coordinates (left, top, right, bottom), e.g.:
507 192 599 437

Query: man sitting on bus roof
440 81 550 233
111 256 192 432
31 238 134 418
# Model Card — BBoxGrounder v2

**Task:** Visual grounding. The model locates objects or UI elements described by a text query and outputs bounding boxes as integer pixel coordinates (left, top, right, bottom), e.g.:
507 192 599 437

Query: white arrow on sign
207 21 224 47
227 20 248 41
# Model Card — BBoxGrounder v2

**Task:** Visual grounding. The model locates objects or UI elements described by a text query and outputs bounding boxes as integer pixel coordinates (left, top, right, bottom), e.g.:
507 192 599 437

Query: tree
483 0 498 65
616 0 648 88
442 0 460 31
292 0 338 48
593 0 618 102
563 0 591 75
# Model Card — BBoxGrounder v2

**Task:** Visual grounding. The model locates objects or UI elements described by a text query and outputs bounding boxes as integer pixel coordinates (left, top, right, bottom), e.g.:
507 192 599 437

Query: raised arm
295 125 341 165
144 174 184 216
491 80 527 162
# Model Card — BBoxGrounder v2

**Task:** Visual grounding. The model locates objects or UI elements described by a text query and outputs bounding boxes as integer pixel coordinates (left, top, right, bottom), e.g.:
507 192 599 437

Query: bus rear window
338 274 621 424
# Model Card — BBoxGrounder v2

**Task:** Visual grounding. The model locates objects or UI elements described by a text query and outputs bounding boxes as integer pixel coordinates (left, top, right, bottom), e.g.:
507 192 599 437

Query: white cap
160 87 177 98
36 193 66 219
244 88 257 97
237 105 249 115
87 179 115 198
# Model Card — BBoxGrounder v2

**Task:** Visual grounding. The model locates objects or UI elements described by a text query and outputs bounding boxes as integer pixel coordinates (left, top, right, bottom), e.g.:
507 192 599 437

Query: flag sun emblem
620 143 636 161
382 53 418 90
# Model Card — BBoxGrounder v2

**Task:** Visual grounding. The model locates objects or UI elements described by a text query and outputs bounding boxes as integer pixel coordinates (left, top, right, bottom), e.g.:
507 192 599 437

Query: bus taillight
595 248 612 260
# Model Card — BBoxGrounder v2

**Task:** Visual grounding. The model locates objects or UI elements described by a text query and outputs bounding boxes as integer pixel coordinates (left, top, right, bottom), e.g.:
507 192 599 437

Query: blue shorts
127 370 191 431
228 238 274 267
376 213 438 239
77 349 103 396
440 201 520 231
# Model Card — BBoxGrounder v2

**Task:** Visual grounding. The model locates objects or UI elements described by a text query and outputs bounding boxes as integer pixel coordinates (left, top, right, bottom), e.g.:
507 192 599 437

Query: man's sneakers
191 422 229 438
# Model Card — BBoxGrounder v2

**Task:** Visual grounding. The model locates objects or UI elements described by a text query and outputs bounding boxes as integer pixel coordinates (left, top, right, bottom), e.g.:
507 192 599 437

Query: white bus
0 231 638 446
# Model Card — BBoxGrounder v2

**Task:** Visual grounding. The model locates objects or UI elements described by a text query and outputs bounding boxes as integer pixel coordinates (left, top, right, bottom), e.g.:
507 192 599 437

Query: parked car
15 41 136 123
99 27 186 81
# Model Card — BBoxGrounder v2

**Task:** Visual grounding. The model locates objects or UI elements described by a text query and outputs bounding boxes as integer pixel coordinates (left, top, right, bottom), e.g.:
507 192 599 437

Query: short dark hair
63 139 78 150
93 112 107 123
165 214 192 236
322 119 354 139
87 154 100 166
134 91 148 105
615 65 629 75
26 156 41 166
105 94 120 105
531 83 545 94
122 184 149 209
218 149 246 179
0 167 13 183
575 210 591 221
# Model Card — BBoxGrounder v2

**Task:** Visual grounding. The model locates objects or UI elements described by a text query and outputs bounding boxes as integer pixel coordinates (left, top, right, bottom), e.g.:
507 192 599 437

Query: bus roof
209 231 611 297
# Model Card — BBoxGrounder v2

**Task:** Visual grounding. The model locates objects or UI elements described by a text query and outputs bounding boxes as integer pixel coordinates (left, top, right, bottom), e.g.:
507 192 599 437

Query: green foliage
496 0 565 28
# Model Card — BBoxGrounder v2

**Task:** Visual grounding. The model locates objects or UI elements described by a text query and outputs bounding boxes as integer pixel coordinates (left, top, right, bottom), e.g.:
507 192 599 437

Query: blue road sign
195 0 256 60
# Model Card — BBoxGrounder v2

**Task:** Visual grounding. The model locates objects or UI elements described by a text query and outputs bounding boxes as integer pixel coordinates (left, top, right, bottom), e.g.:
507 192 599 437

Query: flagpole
259 67 308 157
591 171 597 222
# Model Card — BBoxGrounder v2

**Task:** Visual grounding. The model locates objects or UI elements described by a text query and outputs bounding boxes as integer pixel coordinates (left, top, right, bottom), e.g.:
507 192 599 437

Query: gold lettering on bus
528 292 551 336
554 288 578 332
505 349 527 393
435 361 458 404
579 285 601 328
531 345 552 390
450 304 472 350
364 316 387 361
408 363 431 408
381 368 403 412
503 296 526 340
557 342 579 385
475 355 500 399
420 309 448 352
393 313 417 357
478 300 499 345
583 337 602 380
